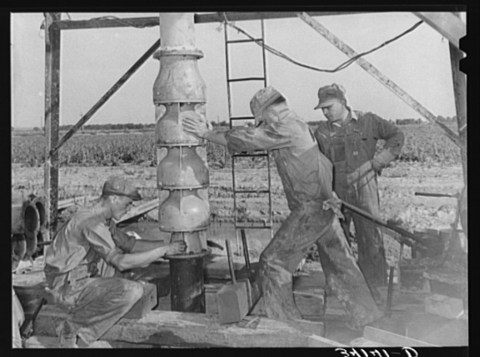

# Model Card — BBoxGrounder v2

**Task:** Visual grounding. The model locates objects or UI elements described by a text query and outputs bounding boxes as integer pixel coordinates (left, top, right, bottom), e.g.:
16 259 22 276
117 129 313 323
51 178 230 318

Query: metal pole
51 39 161 156
44 12 61 240
296 12 461 147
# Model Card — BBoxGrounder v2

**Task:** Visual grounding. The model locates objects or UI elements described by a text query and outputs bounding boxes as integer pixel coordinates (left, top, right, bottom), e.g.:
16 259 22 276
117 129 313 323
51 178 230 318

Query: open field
11 123 461 167
12 123 464 262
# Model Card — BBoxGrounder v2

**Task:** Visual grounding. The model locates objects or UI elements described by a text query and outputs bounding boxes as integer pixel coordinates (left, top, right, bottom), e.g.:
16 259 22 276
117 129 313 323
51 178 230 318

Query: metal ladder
224 19 273 268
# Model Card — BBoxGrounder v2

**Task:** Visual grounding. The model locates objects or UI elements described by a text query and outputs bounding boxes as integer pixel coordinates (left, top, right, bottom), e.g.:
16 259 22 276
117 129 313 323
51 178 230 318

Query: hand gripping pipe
154 13 210 313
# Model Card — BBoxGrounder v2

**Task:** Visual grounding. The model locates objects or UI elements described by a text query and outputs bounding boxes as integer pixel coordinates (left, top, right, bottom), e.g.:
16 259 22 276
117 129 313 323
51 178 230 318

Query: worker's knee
119 279 144 303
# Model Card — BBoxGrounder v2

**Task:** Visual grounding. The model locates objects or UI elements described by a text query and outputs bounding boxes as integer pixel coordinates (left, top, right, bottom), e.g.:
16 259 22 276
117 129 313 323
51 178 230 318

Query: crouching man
182 86 382 331
44 176 185 347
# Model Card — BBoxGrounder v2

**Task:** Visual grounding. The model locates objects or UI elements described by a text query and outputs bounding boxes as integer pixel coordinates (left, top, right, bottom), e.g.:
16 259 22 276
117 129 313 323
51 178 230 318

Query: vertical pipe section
154 13 210 312
44 13 61 244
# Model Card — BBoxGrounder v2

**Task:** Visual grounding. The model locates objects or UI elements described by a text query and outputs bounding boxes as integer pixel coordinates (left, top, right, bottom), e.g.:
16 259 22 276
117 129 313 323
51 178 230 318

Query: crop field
12 122 465 260
11 123 461 167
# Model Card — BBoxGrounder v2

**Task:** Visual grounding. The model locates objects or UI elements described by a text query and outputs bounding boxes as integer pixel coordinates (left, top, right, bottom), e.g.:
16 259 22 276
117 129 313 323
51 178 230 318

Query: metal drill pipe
155 13 210 313
340 199 424 247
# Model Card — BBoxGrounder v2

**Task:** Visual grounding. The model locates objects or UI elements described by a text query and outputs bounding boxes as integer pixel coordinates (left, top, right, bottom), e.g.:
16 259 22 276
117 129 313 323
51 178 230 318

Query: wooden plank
308 334 347 347
44 13 61 239
24 336 113 348
57 196 93 211
296 12 461 148
116 199 159 223
34 305 326 347
413 12 466 49
350 337 389 347
51 12 367 30
363 326 436 347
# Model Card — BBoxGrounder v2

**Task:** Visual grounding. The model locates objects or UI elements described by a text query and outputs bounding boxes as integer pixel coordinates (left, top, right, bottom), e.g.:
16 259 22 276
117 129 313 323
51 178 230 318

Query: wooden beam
413 12 466 50
296 12 462 148
449 42 467 185
44 13 61 239
50 39 161 157
363 326 436 347
51 12 367 30
34 305 329 347
116 199 159 224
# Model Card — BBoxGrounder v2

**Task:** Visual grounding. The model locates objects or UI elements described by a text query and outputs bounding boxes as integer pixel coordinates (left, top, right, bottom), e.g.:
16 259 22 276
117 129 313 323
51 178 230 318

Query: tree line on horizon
15 115 457 132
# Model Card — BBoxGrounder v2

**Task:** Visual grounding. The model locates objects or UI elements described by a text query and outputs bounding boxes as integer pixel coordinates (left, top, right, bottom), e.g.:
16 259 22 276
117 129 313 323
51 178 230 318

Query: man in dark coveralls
313 83 404 293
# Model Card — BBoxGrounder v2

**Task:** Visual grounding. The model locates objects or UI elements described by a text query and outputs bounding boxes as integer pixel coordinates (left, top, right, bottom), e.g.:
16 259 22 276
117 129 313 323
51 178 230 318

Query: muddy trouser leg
256 203 331 321
351 174 387 287
316 215 383 327
66 277 144 344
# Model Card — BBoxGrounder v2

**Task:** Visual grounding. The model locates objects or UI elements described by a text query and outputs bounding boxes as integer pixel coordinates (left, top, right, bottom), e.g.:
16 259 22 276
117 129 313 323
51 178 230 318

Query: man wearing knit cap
182 86 382 331
44 176 185 347
313 83 404 294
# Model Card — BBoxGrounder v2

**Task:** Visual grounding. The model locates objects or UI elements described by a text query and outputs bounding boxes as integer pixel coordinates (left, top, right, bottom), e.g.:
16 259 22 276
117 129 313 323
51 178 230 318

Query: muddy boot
57 321 78 348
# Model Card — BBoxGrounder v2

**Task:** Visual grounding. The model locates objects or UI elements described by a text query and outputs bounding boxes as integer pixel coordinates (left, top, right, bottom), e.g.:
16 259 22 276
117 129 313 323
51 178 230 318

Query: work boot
57 321 78 348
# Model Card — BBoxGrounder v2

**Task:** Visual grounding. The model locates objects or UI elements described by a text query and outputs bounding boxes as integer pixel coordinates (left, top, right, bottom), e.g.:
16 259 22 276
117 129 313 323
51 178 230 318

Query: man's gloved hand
182 111 212 138
371 150 396 175
323 194 345 220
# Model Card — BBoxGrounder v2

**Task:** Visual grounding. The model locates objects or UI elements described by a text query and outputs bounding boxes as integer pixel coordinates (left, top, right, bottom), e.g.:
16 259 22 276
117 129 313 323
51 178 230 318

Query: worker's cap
102 176 142 201
314 83 347 110
250 86 285 125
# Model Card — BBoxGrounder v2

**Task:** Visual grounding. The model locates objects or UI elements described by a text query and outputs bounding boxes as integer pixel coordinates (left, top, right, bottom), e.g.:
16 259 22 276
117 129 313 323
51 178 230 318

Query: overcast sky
10 11 465 128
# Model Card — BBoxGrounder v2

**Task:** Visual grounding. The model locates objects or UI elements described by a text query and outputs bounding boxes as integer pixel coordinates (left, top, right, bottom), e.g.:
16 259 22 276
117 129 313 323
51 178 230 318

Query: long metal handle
240 229 251 273
225 240 236 284
340 200 423 246
415 192 457 198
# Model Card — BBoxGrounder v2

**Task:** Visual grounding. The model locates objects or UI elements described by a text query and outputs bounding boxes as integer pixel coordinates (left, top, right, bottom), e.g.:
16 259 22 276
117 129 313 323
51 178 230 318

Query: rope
221 12 423 73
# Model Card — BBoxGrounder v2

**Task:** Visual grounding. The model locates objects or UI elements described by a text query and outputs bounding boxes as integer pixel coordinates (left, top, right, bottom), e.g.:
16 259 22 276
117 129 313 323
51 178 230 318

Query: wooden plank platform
34 305 326 348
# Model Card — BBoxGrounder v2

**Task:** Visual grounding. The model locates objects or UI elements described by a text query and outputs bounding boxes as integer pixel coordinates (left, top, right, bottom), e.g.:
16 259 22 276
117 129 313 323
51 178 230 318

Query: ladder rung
233 152 268 157
235 224 273 229
228 77 266 82
226 38 264 44
230 116 255 121
233 189 270 194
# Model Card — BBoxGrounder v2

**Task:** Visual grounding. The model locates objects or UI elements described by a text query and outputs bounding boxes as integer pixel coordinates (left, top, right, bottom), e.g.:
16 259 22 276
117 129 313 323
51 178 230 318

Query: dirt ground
11 161 468 346
12 161 464 262
12 161 464 229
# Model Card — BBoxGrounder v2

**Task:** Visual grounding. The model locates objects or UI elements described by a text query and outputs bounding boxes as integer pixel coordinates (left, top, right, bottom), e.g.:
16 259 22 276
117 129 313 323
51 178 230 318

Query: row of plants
12 123 461 167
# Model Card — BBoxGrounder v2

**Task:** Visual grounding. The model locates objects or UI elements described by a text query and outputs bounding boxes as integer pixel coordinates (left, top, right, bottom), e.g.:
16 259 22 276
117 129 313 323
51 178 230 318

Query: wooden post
296 12 461 148
44 13 61 242
449 42 467 185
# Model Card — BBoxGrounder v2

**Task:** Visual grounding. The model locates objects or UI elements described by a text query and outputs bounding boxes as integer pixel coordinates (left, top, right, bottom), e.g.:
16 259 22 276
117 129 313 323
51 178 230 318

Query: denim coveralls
314 110 404 286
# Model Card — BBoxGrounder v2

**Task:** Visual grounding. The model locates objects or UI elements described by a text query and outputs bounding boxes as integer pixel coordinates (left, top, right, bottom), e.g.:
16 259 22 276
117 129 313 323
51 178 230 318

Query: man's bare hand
182 111 212 138
165 241 187 256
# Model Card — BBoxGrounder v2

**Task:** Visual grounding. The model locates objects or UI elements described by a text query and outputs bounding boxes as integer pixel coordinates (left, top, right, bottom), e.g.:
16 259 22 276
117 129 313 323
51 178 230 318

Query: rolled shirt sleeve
374 116 405 157
225 122 293 154
82 222 122 264
109 220 136 253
